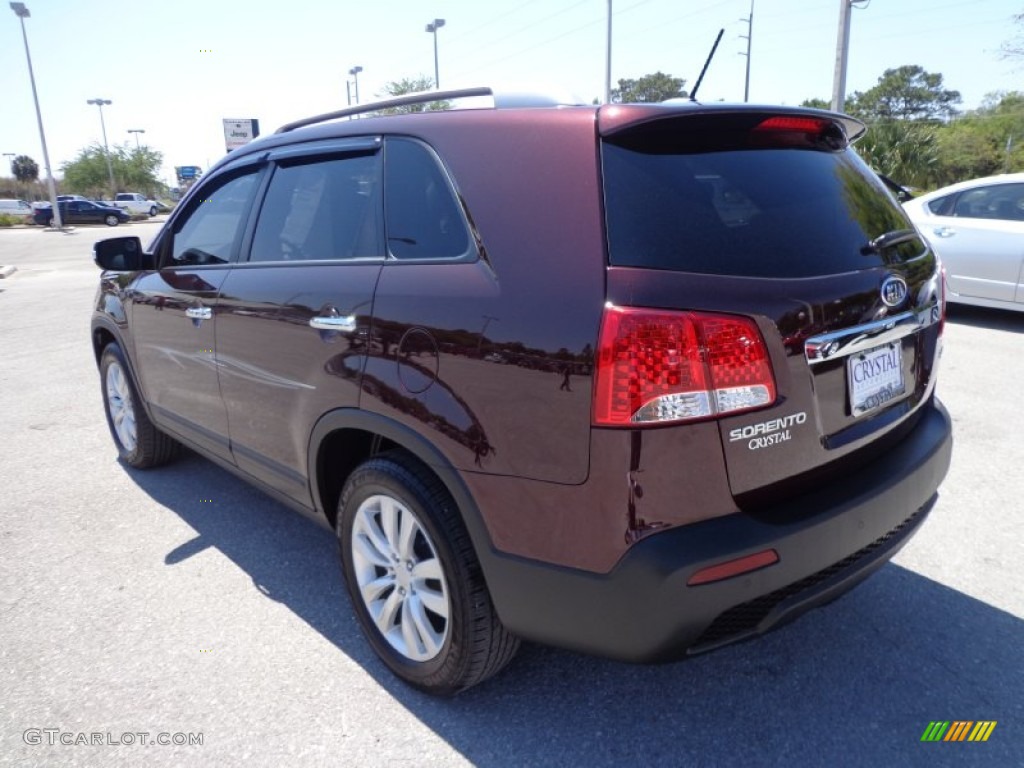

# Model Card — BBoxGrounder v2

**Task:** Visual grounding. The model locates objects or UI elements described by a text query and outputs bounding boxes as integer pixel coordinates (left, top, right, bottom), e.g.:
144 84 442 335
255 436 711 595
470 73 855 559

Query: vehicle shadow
946 304 1024 333
127 453 1023 767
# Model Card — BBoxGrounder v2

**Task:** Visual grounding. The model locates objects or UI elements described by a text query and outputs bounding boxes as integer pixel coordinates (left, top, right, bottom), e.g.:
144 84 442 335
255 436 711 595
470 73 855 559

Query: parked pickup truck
104 193 159 217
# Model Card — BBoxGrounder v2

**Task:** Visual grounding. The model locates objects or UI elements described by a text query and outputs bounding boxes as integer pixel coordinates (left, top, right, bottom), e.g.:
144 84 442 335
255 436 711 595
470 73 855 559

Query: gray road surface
1 223 1021 767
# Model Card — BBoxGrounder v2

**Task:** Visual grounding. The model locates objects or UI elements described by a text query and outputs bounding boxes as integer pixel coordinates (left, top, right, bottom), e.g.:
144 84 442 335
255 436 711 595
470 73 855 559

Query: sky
1 0 1021 189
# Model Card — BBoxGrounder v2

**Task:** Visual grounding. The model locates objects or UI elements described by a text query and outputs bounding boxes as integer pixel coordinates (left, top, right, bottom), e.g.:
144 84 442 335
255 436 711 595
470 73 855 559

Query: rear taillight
593 305 776 427
939 267 947 336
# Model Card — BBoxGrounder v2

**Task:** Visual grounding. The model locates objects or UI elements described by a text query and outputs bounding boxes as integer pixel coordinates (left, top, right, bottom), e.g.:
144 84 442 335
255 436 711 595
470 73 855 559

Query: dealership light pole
127 128 145 149
425 18 445 88
2 152 15 172
87 98 117 197
348 66 362 104
10 2 61 229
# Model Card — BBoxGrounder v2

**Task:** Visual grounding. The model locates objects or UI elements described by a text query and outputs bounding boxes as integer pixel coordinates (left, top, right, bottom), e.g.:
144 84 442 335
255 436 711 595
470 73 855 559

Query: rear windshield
603 139 921 278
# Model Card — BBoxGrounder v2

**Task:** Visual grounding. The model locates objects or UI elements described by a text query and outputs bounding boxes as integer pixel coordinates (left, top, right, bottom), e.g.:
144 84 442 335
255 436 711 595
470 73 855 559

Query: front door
130 167 263 460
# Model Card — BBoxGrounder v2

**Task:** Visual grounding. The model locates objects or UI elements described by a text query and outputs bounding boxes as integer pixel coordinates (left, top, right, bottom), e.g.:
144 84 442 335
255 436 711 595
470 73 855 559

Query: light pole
10 2 61 229
425 18 445 88
348 66 362 104
127 128 145 149
87 98 117 197
2 152 15 173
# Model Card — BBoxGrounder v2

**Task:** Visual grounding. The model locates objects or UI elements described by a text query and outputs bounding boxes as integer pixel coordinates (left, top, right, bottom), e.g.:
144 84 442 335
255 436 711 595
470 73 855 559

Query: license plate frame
847 342 906 417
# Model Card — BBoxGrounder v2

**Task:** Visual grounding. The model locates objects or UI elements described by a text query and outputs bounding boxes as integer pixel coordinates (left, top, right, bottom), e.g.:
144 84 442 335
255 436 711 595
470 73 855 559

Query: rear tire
100 342 180 468
337 451 519 695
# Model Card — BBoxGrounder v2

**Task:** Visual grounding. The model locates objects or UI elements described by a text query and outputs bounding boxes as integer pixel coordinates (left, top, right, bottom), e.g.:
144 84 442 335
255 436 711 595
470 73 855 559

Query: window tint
250 153 382 262
384 138 470 260
947 183 1024 221
603 142 920 278
169 171 259 266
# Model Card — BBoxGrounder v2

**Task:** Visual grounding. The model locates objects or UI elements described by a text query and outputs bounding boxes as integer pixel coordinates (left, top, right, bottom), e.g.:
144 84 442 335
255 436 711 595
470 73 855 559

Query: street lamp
348 66 363 104
2 152 15 173
127 128 145 149
425 18 445 88
10 2 61 229
87 98 117 197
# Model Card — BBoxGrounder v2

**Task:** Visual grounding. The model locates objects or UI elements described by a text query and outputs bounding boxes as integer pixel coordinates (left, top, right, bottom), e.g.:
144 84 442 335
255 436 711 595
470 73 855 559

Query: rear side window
250 153 383 262
938 183 1024 221
603 130 920 278
384 138 471 260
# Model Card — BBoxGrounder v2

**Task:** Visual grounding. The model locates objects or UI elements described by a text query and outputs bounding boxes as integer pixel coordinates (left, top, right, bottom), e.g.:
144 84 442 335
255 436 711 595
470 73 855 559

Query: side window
250 153 382 262
384 138 471 260
927 194 955 216
951 184 1024 221
167 171 259 267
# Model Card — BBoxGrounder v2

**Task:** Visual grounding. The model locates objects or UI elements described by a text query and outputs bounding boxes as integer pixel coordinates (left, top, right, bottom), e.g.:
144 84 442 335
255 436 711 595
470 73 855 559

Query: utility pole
604 0 612 103
739 0 754 102
832 0 868 112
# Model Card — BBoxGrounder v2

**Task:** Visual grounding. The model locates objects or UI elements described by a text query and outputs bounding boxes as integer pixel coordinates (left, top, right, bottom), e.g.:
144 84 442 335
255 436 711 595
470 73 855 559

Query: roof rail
275 86 581 134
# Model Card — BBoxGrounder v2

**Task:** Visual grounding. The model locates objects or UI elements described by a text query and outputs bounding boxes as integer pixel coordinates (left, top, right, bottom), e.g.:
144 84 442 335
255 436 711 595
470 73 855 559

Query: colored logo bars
921 721 997 742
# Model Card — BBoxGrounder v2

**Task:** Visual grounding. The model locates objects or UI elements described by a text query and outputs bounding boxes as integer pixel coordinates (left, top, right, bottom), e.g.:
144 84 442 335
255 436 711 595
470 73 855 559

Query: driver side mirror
94 237 154 271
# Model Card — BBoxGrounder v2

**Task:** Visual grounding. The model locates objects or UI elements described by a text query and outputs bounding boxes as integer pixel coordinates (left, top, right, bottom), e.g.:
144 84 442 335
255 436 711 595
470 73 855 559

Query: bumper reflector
687 549 780 586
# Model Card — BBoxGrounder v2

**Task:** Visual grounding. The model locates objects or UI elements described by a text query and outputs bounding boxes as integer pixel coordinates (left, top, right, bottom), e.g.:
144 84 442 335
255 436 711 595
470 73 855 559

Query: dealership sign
223 118 260 152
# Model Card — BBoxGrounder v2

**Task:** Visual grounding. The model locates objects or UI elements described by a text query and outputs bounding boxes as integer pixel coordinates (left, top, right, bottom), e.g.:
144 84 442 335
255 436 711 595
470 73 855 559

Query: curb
0 265 17 279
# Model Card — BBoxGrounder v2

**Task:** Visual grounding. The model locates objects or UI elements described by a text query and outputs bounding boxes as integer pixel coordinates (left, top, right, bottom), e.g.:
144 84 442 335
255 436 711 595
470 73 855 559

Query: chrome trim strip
804 302 940 365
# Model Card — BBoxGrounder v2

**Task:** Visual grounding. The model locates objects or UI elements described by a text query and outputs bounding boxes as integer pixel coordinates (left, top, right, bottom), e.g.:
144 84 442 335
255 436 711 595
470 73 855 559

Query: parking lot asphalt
0 224 1021 767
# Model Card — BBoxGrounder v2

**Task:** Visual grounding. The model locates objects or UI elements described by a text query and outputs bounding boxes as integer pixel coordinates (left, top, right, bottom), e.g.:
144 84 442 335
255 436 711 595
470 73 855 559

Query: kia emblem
881 275 908 308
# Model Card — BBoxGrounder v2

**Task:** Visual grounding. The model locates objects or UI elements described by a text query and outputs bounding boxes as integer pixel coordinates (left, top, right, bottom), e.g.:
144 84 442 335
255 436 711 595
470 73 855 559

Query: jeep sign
223 118 260 152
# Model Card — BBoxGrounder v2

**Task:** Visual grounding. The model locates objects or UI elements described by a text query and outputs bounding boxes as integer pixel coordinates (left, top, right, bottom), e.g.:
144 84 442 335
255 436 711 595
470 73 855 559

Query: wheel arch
308 409 495 562
91 318 155 423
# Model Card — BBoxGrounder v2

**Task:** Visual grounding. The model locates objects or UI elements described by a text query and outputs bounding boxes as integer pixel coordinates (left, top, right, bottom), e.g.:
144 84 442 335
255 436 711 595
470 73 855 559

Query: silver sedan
903 172 1024 313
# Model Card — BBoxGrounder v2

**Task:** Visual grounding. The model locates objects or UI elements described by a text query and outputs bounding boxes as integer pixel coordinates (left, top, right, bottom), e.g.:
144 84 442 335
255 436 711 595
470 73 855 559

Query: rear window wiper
861 229 919 255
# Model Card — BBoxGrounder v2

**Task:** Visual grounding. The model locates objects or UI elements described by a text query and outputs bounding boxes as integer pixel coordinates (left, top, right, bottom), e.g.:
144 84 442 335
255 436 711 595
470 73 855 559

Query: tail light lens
939 267 947 336
593 305 776 427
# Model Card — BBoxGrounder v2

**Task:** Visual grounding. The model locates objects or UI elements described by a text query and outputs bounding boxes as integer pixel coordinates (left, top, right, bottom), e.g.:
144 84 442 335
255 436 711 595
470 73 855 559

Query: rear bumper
482 398 952 662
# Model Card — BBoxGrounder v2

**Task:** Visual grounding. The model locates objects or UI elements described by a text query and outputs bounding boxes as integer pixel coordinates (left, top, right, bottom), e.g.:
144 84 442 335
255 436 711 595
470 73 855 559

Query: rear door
600 108 943 500
215 138 384 504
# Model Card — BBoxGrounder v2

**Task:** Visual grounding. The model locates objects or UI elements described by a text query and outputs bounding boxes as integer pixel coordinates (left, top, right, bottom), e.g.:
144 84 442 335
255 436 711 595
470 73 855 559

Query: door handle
186 307 213 320
933 227 956 238
309 315 357 332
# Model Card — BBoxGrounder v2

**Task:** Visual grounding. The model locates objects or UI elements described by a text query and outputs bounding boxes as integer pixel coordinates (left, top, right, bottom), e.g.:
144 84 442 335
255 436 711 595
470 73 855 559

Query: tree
374 76 451 114
799 97 831 111
611 72 687 103
12 155 38 182
847 65 960 122
855 121 939 188
61 143 164 198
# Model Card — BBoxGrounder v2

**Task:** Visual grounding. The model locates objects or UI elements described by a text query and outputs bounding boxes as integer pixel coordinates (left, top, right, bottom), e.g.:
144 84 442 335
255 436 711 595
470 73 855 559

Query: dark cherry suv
91 87 953 695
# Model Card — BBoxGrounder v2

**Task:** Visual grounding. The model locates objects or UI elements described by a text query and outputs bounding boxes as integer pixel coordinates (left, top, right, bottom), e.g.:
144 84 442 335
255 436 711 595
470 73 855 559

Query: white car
903 173 1024 313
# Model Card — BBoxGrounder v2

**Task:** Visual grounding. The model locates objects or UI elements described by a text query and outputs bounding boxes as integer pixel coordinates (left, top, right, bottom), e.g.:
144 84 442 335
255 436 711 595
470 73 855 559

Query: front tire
104 214 120 227
149 206 157 217
100 342 180 468
337 452 518 695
